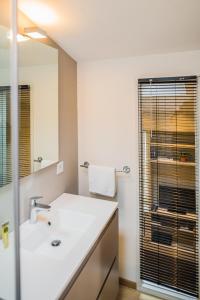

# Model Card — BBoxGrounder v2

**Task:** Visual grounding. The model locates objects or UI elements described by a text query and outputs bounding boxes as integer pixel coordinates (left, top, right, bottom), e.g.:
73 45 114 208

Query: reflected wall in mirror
0 25 58 187
19 37 58 174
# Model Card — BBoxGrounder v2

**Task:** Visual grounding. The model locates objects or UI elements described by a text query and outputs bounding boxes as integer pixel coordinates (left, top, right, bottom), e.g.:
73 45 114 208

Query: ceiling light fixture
7 33 30 42
24 27 47 39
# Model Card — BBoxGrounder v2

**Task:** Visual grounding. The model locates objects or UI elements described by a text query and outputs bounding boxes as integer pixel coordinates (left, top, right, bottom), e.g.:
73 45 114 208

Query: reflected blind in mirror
0 87 11 187
138 76 198 298
0 85 30 187
19 85 31 178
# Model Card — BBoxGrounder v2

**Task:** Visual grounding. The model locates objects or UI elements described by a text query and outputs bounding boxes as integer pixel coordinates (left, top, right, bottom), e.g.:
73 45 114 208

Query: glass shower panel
0 1 18 299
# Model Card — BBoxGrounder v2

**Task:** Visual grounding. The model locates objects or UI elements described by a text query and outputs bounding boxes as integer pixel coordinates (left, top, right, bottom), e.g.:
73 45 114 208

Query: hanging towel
88 165 116 197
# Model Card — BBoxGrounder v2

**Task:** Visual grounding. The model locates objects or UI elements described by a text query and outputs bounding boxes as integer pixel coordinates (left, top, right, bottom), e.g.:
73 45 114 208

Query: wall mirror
0 25 58 187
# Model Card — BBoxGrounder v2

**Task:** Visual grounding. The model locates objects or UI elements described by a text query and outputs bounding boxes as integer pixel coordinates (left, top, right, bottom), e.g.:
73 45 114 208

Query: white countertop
19 193 118 300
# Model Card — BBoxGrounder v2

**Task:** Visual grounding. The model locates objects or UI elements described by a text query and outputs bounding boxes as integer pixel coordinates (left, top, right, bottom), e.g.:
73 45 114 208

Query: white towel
88 165 116 197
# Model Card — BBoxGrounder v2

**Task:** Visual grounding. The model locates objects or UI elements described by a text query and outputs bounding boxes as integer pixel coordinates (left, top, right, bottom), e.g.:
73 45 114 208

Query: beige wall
77 50 200 284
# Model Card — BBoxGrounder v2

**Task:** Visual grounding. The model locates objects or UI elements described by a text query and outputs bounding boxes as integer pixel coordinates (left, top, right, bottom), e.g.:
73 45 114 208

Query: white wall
78 50 200 283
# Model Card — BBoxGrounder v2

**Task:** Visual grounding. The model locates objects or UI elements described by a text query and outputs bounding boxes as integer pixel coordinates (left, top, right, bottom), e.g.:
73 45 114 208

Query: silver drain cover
51 240 61 247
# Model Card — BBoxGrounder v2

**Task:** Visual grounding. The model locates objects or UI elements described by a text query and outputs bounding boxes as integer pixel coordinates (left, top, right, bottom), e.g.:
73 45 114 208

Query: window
138 76 198 298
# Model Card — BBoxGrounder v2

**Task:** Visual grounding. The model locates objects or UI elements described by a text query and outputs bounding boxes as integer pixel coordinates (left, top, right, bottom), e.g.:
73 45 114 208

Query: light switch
56 161 64 175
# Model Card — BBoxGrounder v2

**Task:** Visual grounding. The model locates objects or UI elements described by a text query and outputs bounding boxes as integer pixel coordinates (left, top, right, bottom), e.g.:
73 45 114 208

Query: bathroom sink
19 193 118 300
21 209 95 260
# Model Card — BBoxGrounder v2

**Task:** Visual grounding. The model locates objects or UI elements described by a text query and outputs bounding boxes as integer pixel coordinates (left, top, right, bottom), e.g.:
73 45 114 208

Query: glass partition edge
11 0 20 299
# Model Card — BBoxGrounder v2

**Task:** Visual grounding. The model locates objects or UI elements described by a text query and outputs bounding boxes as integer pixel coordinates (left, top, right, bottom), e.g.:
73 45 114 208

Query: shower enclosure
0 0 20 299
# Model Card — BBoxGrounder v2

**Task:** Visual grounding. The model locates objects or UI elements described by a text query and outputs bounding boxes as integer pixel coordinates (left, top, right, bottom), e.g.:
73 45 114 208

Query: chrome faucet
29 196 51 224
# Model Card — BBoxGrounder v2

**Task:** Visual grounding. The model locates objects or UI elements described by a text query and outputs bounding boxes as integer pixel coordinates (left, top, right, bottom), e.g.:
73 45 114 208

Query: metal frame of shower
11 0 21 299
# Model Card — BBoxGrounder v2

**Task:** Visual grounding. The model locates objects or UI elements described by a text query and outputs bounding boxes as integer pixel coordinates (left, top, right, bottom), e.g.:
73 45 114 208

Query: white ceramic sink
18 194 117 300
21 209 95 260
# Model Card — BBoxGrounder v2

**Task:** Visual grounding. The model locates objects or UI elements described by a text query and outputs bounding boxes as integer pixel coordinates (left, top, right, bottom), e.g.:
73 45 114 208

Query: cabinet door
98 259 119 300
64 213 118 300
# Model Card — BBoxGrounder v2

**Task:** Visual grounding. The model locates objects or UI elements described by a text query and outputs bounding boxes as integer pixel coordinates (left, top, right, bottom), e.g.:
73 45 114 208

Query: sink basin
21 209 95 260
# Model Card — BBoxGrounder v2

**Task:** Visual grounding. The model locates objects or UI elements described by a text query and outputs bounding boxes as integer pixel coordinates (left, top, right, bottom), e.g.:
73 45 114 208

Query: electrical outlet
56 161 64 175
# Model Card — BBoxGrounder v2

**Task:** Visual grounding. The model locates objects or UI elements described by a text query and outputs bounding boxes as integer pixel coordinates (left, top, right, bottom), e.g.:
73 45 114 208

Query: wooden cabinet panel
98 259 119 300
63 212 118 300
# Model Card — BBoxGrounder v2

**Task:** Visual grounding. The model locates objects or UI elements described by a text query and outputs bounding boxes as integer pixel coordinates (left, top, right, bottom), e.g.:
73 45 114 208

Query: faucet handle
29 196 43 206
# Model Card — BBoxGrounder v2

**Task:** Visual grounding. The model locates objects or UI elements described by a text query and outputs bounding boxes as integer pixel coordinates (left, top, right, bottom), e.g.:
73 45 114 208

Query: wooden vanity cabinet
61 210 119 300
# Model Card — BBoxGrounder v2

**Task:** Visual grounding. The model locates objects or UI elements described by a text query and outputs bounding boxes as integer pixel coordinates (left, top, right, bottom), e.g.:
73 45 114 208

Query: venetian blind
138 76 198 297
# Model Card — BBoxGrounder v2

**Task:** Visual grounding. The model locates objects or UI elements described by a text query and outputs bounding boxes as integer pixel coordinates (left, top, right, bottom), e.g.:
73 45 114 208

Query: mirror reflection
0 25 58 187
0 25 11 187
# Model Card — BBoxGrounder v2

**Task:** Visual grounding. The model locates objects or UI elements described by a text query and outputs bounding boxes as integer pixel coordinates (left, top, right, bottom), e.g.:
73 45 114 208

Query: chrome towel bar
80 161 131 174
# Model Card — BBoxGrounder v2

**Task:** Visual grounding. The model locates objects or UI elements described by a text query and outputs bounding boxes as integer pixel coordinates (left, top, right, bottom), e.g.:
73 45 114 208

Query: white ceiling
19 0 200 61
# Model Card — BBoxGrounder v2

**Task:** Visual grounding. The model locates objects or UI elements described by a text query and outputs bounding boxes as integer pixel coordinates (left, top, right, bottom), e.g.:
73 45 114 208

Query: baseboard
119 277 137 289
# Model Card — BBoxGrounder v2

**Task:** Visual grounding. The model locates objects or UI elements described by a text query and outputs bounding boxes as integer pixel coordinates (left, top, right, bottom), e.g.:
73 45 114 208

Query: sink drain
51 240 61 247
